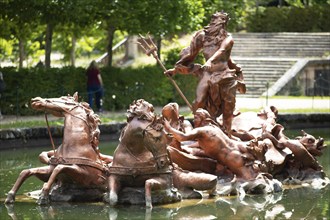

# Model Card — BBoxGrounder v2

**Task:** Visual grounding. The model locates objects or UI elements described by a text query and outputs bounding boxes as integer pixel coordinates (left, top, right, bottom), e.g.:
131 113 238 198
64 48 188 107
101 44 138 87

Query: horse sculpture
107 99 180 208
5 92 109 205
107 99 217 208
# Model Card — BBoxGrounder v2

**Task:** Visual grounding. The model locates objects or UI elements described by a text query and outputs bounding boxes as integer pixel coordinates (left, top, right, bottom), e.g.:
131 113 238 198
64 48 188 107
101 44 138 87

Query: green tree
36 0 71 68
53 0 99 66
96 0 205 67
136 0 205 58
0 0 39 68
36 0 99 68
202 0 246 31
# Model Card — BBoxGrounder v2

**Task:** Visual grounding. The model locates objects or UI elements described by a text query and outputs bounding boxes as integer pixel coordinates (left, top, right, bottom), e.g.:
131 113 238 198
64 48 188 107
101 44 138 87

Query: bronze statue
164 108 258 180
262 125 326 183
164 104 328 193
5 92 109 205
106 99 178 208
161 102 218 174
223 106 278 141
5 96 217 207
4 10 329 207
107 99 217 208
161 102 193 151
165 11 246 136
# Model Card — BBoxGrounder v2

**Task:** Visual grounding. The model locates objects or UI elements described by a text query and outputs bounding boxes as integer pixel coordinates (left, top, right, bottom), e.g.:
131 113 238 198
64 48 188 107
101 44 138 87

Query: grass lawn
1 96 329 129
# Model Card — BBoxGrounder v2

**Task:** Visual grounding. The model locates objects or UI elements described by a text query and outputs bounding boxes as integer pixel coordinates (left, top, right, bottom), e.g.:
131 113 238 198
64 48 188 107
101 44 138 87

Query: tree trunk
255 0 259 14
124 35 138 61
306 0 309 6
107 25 116 67
70 35 76 67
18 38 25 69
45 23 53 68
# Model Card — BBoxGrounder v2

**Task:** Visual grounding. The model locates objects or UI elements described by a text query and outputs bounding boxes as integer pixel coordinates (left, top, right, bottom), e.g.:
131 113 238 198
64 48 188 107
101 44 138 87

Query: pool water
0 129 329 219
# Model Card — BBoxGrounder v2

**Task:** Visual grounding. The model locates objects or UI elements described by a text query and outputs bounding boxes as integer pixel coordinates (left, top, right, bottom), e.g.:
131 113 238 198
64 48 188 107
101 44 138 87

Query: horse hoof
103 193 110 203
109 192 118 206
37 196 50 206
146 202 153 209
4 192 15 204
145 196 153 209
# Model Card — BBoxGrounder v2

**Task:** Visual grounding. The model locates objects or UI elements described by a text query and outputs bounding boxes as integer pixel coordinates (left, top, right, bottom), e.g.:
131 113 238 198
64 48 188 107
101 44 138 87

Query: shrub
246 5 330 32
0 65 196 115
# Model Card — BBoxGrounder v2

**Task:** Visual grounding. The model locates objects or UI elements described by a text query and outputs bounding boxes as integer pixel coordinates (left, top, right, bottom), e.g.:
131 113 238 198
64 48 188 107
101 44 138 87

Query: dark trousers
87 85 103 111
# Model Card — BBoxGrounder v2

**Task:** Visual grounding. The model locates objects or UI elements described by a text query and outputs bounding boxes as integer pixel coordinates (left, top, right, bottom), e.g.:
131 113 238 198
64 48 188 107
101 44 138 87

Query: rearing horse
5 92 109 205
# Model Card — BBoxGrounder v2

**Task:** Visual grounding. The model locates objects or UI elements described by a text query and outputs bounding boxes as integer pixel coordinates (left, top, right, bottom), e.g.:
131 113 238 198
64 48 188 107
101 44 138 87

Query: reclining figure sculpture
164 106 328 195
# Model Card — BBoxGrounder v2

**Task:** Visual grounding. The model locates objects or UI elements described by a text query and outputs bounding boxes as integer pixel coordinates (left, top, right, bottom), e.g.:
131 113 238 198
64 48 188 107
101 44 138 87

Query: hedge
246 5 330 32
0 65 197 115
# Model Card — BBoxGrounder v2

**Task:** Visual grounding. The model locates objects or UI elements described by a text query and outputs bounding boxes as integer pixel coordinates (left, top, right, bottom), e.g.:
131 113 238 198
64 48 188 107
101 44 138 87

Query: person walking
86 60 104 112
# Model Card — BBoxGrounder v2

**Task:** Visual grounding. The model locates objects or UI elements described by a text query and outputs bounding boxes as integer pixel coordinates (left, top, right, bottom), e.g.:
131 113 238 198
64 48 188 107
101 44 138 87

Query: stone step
232 52 327 57
234 47 329 51
232 32 330 38
242 66 291 70
234 39 329 43
224 33 328 97
235 59 295 64
244 78 282 83
231 32 330 59
243 69 291 72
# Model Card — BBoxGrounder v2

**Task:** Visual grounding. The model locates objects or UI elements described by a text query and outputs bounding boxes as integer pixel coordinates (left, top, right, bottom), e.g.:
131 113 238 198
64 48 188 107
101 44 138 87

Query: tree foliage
0 0 329 68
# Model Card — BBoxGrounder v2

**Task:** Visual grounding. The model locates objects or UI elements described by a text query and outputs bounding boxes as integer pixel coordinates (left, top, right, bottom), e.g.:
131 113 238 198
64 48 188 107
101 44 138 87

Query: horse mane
81 101 101 149
127 99 155 123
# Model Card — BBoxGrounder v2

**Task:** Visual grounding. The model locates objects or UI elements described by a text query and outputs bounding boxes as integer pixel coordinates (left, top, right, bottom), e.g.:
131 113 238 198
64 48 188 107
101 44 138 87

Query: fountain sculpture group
4 11 328 208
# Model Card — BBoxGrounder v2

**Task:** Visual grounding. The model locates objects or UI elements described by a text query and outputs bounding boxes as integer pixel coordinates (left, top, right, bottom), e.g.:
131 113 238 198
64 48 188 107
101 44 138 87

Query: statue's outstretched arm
165 31 204 76
163 119 198 142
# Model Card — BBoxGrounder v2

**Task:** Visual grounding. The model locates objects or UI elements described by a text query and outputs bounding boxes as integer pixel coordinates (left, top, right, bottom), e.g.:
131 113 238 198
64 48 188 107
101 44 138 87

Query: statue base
217 175 283 197
104 187 182 205
27 183 106 203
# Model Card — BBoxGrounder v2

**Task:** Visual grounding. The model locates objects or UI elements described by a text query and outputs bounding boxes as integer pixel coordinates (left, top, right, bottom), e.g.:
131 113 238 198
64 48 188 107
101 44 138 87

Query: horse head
143 123 170 170
31 92 101 149
127 99 155 123
31 92 82 114
143 117 170 170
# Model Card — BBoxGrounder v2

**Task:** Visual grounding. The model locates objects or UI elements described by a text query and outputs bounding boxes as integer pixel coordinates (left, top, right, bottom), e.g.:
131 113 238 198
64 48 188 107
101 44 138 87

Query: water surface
0 129 329 219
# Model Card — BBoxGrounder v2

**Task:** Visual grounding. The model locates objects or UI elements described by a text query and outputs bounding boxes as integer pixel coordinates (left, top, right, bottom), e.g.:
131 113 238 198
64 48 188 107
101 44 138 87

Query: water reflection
1 128 329 220
2 185 329 220
214 186 330 219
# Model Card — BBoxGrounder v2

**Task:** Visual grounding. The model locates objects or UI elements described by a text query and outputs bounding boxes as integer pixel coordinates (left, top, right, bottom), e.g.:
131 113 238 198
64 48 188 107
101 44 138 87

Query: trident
137 34 193 111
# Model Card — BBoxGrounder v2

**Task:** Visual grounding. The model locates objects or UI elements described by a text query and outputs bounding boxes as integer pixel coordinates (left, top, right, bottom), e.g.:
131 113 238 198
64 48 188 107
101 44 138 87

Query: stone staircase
231 32 330 97
234 58 297 97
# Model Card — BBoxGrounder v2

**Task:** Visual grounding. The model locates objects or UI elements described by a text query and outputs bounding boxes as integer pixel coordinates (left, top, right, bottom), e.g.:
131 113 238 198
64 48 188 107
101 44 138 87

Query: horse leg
37 164 83 205
5 166 53 204
108 175 121 206
145 178 164 208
